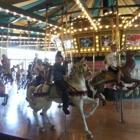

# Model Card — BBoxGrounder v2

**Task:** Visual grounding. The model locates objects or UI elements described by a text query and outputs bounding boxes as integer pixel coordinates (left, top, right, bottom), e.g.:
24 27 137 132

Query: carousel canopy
0 0 139 50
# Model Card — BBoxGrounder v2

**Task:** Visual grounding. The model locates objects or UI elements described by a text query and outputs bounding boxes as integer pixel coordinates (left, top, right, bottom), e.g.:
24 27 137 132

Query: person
105 44 124 87
27 63 33 81
55 51 62 62
42 58 51 68
11 65 15 73
1 54 11 74
34 59 45 87
53 54 70 115
33 53 39 68
14 62 24 82
1 54 10 67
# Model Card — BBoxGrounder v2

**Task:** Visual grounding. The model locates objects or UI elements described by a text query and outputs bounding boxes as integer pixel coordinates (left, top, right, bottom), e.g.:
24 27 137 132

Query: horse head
44 66 53 83
68 58 91 81
121 49 140 57
118 49 140 87
74 58 90 74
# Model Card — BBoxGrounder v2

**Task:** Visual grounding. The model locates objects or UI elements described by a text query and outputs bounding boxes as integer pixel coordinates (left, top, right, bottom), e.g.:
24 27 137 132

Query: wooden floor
0 83 140 140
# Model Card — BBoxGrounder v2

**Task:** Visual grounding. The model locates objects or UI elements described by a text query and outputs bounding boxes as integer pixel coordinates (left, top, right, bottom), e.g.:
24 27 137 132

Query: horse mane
68 58 87 80
68 60 84 80
68 64 77 80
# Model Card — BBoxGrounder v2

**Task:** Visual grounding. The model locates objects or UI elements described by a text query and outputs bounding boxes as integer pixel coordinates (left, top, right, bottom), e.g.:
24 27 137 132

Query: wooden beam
60 14 133 25
10 16 21 24
0 1 61 25
48 10 81 18
0 1 45 21
1 33 44 38
26 0 74 12
0 1 57 26
0 23 45 33
48 4 140 18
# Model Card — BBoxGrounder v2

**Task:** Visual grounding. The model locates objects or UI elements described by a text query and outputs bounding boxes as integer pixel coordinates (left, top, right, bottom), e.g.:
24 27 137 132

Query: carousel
0 0 140 140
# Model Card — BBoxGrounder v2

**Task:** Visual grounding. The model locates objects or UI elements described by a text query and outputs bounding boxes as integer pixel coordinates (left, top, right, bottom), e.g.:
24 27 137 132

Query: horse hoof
40 112 43 115
96 98 99 102
2 102 7 106
113 102 116 105
126 87 133 90
58 105 62 108
26 97 29 102
87 134 93 139
85 112 92 118
85 114 89 118
39 127 45 131
102 101 106 106
50 125 56 130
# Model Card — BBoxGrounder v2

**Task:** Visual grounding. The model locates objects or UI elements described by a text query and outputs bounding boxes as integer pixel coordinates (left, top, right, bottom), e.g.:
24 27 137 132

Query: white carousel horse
14 62 24 82
27 58 99 139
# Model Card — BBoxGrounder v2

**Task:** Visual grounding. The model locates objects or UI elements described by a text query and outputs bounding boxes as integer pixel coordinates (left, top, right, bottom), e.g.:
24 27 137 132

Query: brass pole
27 21 31 49
60 5 66 56
7 12 10 53
35 26 39 51
44 3 49 55
115 0 121 65
48 31 51 54
65 1 68 56
19 31 22 48
1 28 4 47
69 16 73 67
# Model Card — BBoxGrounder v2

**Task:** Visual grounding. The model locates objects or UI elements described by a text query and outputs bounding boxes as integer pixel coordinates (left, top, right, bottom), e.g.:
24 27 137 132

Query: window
7 48 56 69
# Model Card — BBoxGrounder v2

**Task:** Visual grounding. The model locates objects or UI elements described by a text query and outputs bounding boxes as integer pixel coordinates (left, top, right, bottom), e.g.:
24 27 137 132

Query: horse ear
84 59 87 63
121 48 127 52
80 58 85 62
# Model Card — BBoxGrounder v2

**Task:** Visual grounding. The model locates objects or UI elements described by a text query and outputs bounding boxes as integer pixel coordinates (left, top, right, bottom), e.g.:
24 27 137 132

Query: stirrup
117 82 125 88
100 70 107 73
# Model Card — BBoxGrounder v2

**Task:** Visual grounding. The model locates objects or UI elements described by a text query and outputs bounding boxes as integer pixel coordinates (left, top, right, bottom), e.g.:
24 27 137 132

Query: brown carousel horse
88 49 140 106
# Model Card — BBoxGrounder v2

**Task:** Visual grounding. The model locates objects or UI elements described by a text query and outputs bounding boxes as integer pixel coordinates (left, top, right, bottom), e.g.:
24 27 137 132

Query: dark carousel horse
89 49 140 106
0 79 8 106
0 64 14 85
18 63 34 90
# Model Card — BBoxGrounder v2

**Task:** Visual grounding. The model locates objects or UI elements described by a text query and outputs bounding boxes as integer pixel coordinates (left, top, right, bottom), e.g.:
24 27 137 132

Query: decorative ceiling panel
13 0 39 8
0 0 25 4
134 0 140 4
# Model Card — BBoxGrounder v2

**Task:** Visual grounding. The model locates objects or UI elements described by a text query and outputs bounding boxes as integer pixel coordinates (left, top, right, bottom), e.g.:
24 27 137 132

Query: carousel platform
0 83 140 140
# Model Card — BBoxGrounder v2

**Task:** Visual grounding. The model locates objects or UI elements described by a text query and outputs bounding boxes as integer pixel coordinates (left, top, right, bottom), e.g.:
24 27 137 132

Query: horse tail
88 80 95 95
135 87 139 95
27 86 36 105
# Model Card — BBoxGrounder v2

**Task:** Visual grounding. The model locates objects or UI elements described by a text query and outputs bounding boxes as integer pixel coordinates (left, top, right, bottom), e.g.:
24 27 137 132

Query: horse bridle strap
33 92 48 98
69 91 88 96
33 84 49 98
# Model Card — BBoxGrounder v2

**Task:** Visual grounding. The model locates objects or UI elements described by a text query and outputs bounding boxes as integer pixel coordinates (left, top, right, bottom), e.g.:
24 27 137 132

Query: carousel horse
19 63 35 90
0 65 4 78
88 49 140 106
27 66 52 88
124 83 139 97
0 79 8 106
2 62 14 85
27 58 99 139
14 62 26 91
27 63 33 82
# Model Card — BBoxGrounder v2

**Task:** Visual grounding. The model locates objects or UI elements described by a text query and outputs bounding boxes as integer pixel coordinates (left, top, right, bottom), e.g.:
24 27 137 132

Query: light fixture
74 0 98 30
